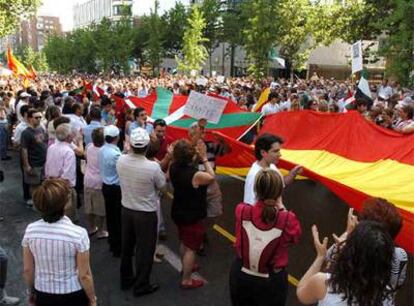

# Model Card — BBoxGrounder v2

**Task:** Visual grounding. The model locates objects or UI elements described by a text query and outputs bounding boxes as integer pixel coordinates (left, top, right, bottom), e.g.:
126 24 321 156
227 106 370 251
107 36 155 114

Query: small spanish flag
7 47 30 78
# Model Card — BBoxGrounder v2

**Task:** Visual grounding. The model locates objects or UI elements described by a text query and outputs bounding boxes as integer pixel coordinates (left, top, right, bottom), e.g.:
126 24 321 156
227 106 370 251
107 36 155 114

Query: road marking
212 224 299 287
157 244 208 284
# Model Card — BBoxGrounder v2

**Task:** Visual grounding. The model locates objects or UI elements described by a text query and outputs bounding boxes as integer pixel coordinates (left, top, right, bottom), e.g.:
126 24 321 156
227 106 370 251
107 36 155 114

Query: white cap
20 92 31 98
104 125 119 138
130 127 150 148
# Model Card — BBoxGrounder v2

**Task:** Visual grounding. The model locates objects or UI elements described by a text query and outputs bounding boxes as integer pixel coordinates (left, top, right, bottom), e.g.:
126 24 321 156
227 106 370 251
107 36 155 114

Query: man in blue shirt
83 107 102 146
128 107 154 136
99 125 122 257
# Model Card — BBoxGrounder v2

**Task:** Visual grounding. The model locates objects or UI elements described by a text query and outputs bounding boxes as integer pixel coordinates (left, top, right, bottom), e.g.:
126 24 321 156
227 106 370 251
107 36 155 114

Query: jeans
0 122 8 159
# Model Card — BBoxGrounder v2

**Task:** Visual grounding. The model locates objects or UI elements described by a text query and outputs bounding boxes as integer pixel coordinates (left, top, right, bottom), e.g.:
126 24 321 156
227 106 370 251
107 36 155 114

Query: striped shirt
22 216 89 294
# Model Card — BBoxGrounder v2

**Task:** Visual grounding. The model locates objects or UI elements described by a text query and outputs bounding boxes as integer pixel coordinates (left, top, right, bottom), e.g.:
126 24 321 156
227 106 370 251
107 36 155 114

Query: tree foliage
242 0 279 78
0 0 40 37
146 0 164 75
161 2 188 57
21 46 48 72
176 6 208 74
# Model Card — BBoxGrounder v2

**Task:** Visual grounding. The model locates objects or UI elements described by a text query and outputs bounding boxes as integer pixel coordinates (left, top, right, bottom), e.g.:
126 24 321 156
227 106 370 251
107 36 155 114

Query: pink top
84 144 102 189
234 202 301 269
45 141 76 187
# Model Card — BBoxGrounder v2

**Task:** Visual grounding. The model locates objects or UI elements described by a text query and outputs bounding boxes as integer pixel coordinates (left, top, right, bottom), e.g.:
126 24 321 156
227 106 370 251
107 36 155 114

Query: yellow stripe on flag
253 87 270 112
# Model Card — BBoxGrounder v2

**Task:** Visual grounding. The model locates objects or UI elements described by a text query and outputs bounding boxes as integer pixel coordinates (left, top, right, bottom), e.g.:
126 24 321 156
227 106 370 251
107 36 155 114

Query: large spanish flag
166 111 414 253
222 110 414 253
122 87 262 139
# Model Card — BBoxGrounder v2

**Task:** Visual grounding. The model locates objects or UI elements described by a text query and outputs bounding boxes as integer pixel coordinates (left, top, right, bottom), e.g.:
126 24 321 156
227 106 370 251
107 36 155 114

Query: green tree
200 0 222 76
0 0 40 37
132 16 151 70
380 0 414 86
276 0 313 81
242 0 278 79
43 35 74 73
221 5 247 76
176 5 208 74
147 0 164 76
162 2 188 57
21 46 48 72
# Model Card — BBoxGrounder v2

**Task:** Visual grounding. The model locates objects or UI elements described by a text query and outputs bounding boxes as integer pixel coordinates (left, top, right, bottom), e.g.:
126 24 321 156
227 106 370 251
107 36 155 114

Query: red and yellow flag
165 111 414 254
7 47 30 78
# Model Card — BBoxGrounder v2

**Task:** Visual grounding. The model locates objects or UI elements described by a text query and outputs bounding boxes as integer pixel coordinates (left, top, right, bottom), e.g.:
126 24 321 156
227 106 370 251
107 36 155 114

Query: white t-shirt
261 103 280 116
243 161 284 205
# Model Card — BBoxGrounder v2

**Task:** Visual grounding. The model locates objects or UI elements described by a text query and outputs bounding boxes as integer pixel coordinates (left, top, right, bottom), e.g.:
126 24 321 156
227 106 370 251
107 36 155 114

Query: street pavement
0 152 412 306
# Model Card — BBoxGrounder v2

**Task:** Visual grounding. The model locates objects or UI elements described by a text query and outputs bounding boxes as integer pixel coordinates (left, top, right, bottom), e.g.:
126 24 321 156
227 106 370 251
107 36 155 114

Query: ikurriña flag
120 87 262 140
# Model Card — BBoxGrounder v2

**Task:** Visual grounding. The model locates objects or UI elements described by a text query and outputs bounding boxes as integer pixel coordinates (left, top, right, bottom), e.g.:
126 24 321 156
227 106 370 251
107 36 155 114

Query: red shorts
177 221 206 251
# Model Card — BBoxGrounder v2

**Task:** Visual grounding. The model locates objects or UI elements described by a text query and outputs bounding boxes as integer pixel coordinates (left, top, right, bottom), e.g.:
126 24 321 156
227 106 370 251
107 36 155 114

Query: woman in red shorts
170 139 215 289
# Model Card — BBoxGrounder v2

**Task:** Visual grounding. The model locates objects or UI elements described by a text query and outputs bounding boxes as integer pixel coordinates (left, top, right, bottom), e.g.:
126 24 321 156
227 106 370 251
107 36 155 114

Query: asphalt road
0 153 412 306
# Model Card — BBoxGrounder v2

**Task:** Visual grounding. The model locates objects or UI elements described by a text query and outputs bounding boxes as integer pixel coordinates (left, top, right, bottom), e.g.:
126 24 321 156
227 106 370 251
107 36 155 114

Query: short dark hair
153 119 167 128
27 108 40 118
20 104 30 117
132 145 148 155
53 116 71 130
402 105 414 119
145 139 160 159
133 107 145 119
100 95 112 107
173 139 196 165
33 179 70 223
92 127 104 147
268 92 280 101
89 106 102 121
71 102 82 114
254 133 284 160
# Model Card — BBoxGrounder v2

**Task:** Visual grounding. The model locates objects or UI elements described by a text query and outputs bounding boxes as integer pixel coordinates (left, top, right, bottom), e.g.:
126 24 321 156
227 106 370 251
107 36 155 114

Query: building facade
73 0 133 29
0 16 62 53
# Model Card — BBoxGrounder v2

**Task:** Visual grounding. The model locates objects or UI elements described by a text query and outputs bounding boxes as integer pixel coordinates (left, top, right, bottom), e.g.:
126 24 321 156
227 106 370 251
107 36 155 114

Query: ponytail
254 169 284 224
262 199 277 223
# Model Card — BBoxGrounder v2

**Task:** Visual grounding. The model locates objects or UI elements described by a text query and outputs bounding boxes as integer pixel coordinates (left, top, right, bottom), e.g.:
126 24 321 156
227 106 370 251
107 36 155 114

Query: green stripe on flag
170 112 261 129
152 87 173 119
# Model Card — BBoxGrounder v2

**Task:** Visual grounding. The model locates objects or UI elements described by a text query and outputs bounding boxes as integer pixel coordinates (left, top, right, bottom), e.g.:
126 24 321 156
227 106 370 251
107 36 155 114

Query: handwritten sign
351 40 363 74
196 77 208 86
184 91 228 124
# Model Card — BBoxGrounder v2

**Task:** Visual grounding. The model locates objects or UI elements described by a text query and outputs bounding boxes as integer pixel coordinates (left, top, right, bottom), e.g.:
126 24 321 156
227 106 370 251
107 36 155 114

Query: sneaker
0 295 20 305
25 199 34 207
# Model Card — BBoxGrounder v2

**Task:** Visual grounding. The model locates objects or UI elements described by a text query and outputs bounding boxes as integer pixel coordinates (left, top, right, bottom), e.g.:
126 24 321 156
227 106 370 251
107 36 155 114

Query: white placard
184 91 228 124
196 77 208 86
212 70 217 77
351 40 363 74
217 75 225 84
190 69 198 77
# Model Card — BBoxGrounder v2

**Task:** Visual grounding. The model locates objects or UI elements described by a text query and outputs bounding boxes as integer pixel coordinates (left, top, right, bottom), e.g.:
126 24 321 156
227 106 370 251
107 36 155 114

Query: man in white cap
116 127 166 297
98 125 122 257
16 92 31 123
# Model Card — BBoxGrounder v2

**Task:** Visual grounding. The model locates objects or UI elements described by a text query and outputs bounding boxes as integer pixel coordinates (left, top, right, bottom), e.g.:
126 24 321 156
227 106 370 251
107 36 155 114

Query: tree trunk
209 48 213 77
230 44 235 77
290 64 294 84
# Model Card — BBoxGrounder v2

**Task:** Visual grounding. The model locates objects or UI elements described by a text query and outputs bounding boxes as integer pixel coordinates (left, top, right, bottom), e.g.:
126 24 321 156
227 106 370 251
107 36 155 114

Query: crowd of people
0 72 411 305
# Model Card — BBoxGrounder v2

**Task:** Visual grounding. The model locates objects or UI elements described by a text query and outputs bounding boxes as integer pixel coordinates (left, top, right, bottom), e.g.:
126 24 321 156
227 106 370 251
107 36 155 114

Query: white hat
130 127 150 148
104 125 119 137
20 92 31 98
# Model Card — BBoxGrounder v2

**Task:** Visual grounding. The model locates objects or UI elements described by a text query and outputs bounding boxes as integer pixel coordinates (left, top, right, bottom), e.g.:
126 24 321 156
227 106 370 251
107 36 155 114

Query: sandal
180 278 204 289
180 263 200 275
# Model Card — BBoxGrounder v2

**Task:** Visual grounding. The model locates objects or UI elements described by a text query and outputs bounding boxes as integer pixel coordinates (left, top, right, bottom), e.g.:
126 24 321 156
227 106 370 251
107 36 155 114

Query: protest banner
196 77 208 86
184 91 228 124
351 40 363 74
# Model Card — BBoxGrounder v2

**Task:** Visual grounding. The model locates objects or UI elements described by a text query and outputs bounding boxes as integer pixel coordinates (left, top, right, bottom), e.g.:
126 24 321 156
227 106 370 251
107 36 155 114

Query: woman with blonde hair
230 169 302 306
22 179 97 306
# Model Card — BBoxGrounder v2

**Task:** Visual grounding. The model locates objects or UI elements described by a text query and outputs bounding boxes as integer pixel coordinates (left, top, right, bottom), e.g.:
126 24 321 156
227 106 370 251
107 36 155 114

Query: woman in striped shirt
22 179 97 306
